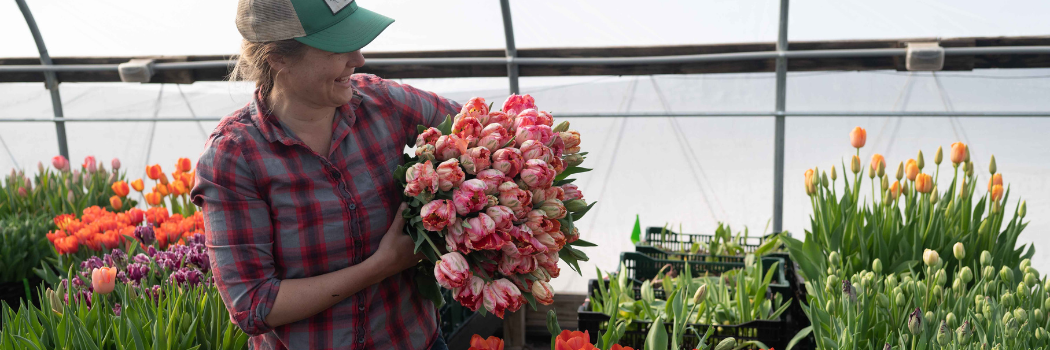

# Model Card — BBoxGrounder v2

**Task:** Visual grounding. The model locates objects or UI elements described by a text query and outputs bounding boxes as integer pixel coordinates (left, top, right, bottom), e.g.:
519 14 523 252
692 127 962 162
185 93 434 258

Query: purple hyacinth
133 253 150 264
134 224 156 246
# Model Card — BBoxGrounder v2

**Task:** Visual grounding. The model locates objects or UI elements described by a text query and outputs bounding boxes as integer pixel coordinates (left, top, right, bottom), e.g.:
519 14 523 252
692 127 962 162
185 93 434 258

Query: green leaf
436 115 454 135
568 239 597 247
644 315 669 350
553 166 592 182
572 201 596 221
631 214 642 245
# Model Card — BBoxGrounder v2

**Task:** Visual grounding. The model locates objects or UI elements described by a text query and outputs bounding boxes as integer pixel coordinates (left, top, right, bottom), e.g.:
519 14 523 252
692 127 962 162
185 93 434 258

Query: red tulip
176 158 192 173
468 334 504 350
146 164 163 180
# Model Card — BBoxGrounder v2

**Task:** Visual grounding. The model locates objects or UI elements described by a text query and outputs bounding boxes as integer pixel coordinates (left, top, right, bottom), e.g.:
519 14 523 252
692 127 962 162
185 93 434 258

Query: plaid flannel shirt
190 74 461 350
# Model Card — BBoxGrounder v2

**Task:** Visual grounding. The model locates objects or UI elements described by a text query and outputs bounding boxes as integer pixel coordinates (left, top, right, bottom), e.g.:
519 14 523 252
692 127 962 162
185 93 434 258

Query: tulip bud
693 284 707 304
953 242 965 261
896 292 905 306
1044 278 1050 294
917 150 925 170
564 199 588 212
936 320 950 345
1018 281 1030 298
1001 266 1014 285
908 308 923 335
552 121 570 133
923 249 940 268
868 162 876 179
827 275 840 289
37 161 45 175
1021 258 1031 271
991 201 1000 214
934 146 943 165
902 181 910 196
946 312 958 328
67 190 75 203
821 171 829 188
881 176 889 192
1036 309 1046 324
111 158 121 170
961 267 973 284
979 250 991 266
952 278 963 294
825 300 835 314
1020 201 1027 218
917 280 928 296
887 274 898 289
829 251 841 267
1015 308 1029 324
1026 273 1039 288
956 321 972 344
983 266 995 281
830 165 837 181
714 337 736 350
872 259 883 274
979 220 991 237
878 161 887 178
1039 328 1048 341
986 154 996 175
895 161 903 181
877 294 889 308
564 153 584 167
932 285 943 300
1002 291 1015 308
851 155 861 175
1045 297 1050 310
966 161 974 177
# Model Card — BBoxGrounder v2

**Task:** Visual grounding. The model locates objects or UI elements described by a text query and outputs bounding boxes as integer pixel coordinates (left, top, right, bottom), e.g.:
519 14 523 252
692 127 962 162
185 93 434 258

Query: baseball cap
236 0 394 53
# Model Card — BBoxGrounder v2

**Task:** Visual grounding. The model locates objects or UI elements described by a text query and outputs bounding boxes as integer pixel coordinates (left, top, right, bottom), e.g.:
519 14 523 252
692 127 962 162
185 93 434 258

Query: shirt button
358 305 366 311
357 337 365 344
348 203 356 210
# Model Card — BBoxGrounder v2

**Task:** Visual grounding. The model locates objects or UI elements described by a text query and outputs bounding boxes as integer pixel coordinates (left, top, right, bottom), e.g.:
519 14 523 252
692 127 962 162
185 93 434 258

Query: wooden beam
2 36 1049 84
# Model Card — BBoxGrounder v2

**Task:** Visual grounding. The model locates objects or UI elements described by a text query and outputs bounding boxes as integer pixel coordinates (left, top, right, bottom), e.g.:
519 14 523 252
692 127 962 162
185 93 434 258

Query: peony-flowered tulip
532 187 566 206
468 334 504 350
486 111 514 131
475 169 507 195
477 123 510 152
906 159 919 181
455 276 487 312
491 148 525 178
436 159 466 192
514 125 554 148
435 134 469 162
562 184 584 201
445 221 470 255
464 213 502 251
92 266 118 294
951 142 967 165
539 199 567 220
416 127 442 148
502 94 536 117
520 140 553 162
435 252 473 290
453 179 489 215
560 131 582 155
461 97 489 119
486 205 516 231
404 160 439 197
850 127 867 148
460 147 492 175
520 160 556 189
532 280 554 305
111 181 130 197
131 179 144 192
483 279 525 318
453 117 484 146
52 155 69 172
83 156 97 173
536 110 555 127
421 200 457 231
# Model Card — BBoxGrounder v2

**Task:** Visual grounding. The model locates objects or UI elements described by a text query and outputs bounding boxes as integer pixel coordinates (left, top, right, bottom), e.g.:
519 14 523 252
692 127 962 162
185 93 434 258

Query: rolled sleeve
190 134 281 335
380 78 463 138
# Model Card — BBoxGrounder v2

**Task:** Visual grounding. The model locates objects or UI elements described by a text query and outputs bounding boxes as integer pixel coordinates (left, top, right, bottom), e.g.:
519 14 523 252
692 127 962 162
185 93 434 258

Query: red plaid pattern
191 74 461 350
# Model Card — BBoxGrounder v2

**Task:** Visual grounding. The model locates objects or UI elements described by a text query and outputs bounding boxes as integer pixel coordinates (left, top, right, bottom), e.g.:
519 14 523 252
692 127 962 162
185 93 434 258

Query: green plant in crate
0 214 52 285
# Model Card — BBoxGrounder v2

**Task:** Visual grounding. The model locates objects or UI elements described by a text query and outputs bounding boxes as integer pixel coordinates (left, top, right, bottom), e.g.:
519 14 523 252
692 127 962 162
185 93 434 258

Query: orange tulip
468 335 504 350
555 330 596 350
92 267 118 294
870 154 886 174
988 173 1003 191
905 159 919 181
154 183 170 197
850 127 867 148
890 181 901 200
145 191 162 206
804 169 816 195
181 171 195 188
53 214 75 231
950 142 967 165
173 180 188 196
159 173 170 185
609 345 635 350
54 235 79 254
991 184 1004 202
111 181 130 197
176 157 192 173
109 196 123 210
915 173 933 193
146 164 163 180
131 179 144 192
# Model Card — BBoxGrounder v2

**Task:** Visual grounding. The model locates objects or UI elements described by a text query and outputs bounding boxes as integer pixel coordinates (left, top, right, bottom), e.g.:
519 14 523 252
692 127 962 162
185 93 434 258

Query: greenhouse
2 0 1050 349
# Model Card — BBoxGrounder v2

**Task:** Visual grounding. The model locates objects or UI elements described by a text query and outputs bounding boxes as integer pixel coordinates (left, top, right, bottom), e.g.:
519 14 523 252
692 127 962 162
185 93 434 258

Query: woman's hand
374 203 424 278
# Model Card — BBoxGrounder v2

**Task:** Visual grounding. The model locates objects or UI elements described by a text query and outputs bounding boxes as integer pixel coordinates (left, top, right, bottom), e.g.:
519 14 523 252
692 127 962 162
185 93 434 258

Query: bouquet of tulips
394 94 595 318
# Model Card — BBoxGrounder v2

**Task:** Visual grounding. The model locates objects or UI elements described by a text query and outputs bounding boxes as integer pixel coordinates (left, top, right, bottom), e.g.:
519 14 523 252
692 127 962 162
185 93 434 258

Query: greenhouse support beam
772 0 790 235
15 0 69 159
499 0 519 95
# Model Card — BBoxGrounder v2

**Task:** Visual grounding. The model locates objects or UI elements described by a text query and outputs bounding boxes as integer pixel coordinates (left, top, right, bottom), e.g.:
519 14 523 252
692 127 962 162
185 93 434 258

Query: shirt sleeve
190 133 281 336
379 78 463 141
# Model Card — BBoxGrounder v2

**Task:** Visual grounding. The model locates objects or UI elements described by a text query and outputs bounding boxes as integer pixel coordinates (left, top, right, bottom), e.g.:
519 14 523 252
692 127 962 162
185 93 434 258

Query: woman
189 1 461 349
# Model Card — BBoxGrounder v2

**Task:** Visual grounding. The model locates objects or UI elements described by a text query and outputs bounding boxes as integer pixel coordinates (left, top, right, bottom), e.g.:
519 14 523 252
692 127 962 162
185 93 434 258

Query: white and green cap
236 0 394 53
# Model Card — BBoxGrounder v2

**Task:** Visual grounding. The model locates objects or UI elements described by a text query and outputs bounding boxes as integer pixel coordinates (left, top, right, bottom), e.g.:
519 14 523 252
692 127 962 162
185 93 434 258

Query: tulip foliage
395 94 595 317
0 213 53 284
0 156 135 220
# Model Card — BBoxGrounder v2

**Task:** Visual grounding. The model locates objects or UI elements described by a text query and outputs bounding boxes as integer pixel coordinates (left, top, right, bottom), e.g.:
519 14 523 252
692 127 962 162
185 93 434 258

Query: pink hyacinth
477 124 509 152
454 275 486 312
520 140 553 163
435 134 468 161
435 252 473 290
520 159 556 189
416 127 442 148
436 159 466 192
491 148 524 178
460 97 489 119
483 279 525 318
404 160 439 197
562 184 584 201
453 179 488 215
421 199 456 231
452 117 484 146
502 94 536 117
486 205 516 231
514 125 554 148
475 169 506 195
459 147 492 175
464 213 502 251
486 111 514 131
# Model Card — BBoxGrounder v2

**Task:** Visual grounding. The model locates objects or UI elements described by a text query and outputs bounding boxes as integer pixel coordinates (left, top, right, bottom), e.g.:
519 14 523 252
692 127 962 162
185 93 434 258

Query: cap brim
295 6 394 53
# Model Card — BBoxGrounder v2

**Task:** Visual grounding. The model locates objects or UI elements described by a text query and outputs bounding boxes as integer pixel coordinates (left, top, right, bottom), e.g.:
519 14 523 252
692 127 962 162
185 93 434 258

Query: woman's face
271 46 366 109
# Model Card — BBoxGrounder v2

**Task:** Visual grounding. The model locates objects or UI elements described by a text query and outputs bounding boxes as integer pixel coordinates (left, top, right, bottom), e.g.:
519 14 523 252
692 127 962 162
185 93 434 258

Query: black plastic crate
640 227 766 255
618 252 790 291
438 289 476 341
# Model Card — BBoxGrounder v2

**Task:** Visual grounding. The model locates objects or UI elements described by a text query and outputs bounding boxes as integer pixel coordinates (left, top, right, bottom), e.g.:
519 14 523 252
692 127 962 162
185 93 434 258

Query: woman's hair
229 39 308 99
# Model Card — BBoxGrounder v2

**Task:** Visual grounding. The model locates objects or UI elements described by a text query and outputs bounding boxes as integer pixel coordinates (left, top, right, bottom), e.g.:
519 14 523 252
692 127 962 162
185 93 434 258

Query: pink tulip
509 225 548 255
452 117 484 146
486 194 499 209
435 252 473 290
476 169 507 195
525 210 547 234
520 140 553 162
465 213 504 251
454 276 486 312
499 245 538 276
562 184 584 201
404 160 439 197
483 279 525 319
535 251 561 278
532 187 566 206
436 159 466 192
549 157 566 175
415 144 436 162
514 125 554 148
477 124 510 152
17 187 27 197
513 109 541 132
533 231 558 251
520 159 556 189
52 155 69 172
560 131 581 155
436 135 468 161
486 111 514 131
460 97 489 119
416 127 442 148
537 111 554 127
539 199 567 219
486 205 516 231
445 221 470 255
459 147 492 175
453 179 489 215
421 200 457 232
566 226 580 245
546 135 565 158
83 156 97 174
111 158 121 170
502 94 536 117
92 267 118 294
491 148 525 178
532 280 555 305
498 182 534 219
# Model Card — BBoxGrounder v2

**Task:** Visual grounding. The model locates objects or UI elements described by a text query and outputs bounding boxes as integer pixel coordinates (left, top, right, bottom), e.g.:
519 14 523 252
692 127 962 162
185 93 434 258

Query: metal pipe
499 0 519 94
15 0 69 159
772 0 789 235
6 46 1050 73
6 111 1050 123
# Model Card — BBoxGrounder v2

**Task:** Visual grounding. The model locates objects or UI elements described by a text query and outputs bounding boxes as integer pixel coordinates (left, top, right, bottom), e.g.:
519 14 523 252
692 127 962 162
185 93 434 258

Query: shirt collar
250 88 360 146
